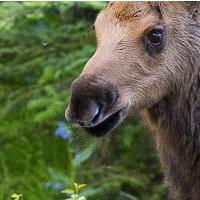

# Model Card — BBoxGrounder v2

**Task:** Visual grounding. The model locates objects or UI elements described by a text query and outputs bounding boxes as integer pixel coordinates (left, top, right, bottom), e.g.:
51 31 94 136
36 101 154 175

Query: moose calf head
66 2 196 136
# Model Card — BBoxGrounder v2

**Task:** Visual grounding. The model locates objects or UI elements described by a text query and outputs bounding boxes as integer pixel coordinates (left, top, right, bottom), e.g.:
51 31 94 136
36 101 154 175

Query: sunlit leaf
62 189 74 194
11 193 22 200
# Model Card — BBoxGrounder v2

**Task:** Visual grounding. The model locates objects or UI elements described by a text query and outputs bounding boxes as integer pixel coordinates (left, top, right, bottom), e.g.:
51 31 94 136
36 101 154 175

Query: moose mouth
84 109 122 137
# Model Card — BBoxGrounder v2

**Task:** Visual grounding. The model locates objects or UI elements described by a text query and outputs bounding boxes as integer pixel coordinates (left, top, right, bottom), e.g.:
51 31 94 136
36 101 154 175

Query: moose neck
143 67 200 199
142 11 200 199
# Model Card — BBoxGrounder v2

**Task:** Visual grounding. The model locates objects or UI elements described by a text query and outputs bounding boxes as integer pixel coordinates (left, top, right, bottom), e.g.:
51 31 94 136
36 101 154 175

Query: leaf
78 196 86 200
74 144 95 166
62 189 74 194
11 193 22 200
77 184 87 189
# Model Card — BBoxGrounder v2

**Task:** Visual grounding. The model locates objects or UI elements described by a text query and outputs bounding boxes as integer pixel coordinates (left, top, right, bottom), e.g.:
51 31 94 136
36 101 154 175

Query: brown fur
66 2 200 199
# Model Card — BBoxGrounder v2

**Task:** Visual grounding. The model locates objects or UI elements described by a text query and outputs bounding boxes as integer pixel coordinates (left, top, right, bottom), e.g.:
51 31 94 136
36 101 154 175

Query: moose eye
145 28 164 54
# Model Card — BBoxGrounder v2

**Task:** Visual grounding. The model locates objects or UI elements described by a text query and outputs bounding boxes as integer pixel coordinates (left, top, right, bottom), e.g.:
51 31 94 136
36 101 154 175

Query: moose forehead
107 2 156 21
94 2 161 42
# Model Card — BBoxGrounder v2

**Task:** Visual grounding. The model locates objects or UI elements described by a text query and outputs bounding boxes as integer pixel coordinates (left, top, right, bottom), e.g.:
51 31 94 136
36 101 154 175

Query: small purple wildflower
44 181 52 189
54 182 64 190
55 128 69 139
55 121 72 142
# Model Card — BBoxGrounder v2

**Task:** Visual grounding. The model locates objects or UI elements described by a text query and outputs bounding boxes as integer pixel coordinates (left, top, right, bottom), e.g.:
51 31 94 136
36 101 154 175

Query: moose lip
84 110 121 137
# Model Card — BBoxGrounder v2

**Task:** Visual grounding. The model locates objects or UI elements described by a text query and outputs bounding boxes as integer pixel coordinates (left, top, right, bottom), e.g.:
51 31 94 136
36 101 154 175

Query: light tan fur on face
81 2 187 118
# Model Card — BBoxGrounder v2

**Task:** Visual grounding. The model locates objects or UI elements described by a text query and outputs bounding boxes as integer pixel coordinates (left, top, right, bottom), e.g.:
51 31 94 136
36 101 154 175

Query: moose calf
66 2 200 199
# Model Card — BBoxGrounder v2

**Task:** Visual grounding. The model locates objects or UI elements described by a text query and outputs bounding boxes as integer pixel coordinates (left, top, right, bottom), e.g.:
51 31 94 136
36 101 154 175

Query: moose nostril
77 100 102 127
88 101 101 125
91 104 102 124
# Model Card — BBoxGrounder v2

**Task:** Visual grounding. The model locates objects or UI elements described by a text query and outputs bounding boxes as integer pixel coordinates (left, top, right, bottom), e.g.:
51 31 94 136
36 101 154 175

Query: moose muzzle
65 74 118 136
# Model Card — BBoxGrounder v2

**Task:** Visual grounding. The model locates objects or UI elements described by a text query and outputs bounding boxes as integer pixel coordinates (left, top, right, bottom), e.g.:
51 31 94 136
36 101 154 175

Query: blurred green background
0 2 167 200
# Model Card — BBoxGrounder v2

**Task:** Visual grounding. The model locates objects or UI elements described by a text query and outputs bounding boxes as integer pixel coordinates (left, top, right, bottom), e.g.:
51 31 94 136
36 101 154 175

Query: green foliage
0 2 166 200
62 183 87 200
11 194 23 200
